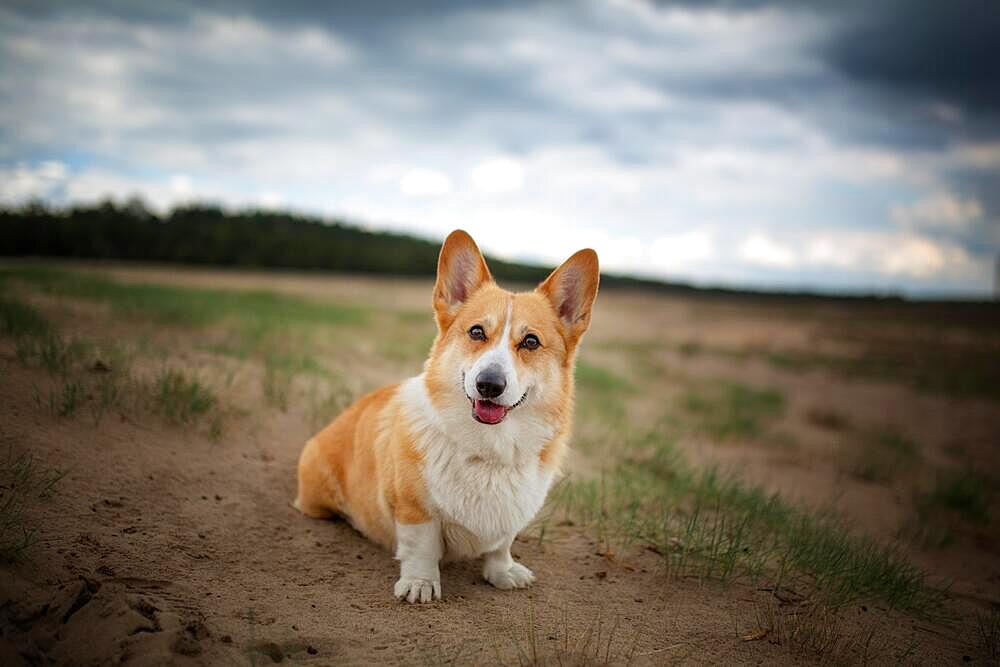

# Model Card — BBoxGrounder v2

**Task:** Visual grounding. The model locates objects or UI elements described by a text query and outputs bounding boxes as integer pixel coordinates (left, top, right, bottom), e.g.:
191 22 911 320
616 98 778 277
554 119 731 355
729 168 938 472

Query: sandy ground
1 262 996 665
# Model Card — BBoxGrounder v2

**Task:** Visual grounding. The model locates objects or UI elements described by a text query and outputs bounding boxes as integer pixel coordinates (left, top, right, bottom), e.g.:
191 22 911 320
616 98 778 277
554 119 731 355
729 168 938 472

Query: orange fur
295 383 432 549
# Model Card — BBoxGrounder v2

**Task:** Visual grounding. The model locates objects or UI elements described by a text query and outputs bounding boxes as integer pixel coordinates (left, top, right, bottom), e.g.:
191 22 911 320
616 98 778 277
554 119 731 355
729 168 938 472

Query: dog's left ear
433 230 494 331
537 249 600 346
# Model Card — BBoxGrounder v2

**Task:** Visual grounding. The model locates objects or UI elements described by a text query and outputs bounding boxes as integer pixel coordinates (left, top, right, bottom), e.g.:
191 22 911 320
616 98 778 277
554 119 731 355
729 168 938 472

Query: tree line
4 199 975 307
0 199 559 282
1 199 708 291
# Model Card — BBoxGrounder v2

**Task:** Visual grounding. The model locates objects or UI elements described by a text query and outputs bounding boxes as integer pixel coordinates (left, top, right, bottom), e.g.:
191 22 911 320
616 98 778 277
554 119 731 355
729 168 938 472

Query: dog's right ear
433 230 493 331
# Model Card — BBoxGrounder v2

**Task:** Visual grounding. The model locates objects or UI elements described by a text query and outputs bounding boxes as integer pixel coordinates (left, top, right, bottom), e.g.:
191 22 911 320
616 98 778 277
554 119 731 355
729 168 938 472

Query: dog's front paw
484 561 535 590
394 576 441 604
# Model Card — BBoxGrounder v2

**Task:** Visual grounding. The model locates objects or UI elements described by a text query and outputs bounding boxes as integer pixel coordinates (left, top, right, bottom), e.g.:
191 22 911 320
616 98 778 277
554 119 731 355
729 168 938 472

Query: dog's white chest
425 451 553 558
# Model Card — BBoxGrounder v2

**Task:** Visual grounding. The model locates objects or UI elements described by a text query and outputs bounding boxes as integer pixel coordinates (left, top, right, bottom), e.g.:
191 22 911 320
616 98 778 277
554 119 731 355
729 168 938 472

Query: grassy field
1 261 998 664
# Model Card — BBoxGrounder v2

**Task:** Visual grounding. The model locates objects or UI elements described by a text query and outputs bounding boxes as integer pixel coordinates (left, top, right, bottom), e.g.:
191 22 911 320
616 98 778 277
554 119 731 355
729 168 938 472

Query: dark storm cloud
665 0 1000 116
822 1 1000 114
0 0 531 34
8 0 995 147
10 0 998 116
3 0 995 167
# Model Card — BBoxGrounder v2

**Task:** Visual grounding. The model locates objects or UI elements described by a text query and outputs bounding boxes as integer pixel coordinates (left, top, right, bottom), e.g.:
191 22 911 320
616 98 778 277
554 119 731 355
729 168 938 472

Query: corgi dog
295 230 599 603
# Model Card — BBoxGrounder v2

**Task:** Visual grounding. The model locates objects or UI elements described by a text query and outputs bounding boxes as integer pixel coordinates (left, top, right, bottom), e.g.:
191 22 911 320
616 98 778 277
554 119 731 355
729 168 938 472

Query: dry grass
739 596 914 663
0 442 65 562
487 604 643 667
977 608 1000 664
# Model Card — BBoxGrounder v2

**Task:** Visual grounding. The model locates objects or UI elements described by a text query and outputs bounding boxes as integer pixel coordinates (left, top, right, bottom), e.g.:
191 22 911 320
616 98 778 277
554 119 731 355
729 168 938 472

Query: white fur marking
483 539 535 590
464 300 525 407
399 376 556 560
394 520 443 604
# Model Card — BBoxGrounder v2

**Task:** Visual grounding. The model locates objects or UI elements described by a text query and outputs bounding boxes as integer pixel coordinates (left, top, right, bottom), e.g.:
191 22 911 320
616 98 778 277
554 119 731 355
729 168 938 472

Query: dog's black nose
475 365 506 399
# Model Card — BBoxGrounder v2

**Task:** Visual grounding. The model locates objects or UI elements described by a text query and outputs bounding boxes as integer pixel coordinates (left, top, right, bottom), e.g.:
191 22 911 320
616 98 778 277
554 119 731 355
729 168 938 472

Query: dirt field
1 261 998 665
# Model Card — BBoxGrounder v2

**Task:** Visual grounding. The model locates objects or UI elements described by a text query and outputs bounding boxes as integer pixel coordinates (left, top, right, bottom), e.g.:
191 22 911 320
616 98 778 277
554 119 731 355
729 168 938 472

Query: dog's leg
482 537 535 590
393 520 443 603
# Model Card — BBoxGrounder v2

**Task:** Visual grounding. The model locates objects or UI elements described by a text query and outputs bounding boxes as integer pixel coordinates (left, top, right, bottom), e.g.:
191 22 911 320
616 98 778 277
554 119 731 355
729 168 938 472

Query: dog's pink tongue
474 400 507 424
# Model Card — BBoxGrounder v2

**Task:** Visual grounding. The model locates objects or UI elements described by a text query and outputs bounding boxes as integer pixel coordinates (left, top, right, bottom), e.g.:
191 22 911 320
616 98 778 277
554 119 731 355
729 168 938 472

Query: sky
1 0 998 297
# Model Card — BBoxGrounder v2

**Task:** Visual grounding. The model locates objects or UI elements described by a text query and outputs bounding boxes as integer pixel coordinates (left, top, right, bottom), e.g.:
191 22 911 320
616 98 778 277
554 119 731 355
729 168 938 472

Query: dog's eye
519 334 540 351
468 325 486 341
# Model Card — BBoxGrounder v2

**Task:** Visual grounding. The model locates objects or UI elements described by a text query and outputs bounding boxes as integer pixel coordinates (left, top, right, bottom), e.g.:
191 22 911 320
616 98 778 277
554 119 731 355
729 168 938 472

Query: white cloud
46 167 265 214
258 190 284 209
603 0 829 82
470 158 524 194
168 174 194 197
747 228 986 282
739 234 799 268
62 170 191 212
650 230 716 268
527 146 641 197
189 14 355 66
881 236 947 277
539 72 672 112
399 169 453 197
891 193 983 230
0 161 68 203
803 236 857 269
414 0 821 119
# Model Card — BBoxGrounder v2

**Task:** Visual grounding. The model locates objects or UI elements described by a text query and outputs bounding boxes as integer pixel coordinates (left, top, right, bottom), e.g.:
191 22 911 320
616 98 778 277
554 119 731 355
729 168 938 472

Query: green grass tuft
574 360 633 426
845 429 920 484
740 334 1000 401
90 373 123 426
576 360 634 395
16 332 88 376
377 330 436 364
547 430 940 613
153 369 217 423
259 349 331 411
0 295 50 338
0 445 65 562
678 340 702 357
917 469 992 523
682 382 785 441
1 266 367 330
0 291 83 377
52 380 85 417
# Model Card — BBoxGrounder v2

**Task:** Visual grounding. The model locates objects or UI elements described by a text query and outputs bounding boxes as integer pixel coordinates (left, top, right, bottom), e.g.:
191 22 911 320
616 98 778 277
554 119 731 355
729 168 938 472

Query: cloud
0 162 271 213
470 158 524 194
650 230 716 269
891 193 983 231
735 228 986 283
0 1 997 296
816 0 1000 115
60 169 215 212
0 161 68 203
658 0 1000 117
400 168 453 197
740 234 798 268
947 142 1000 170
